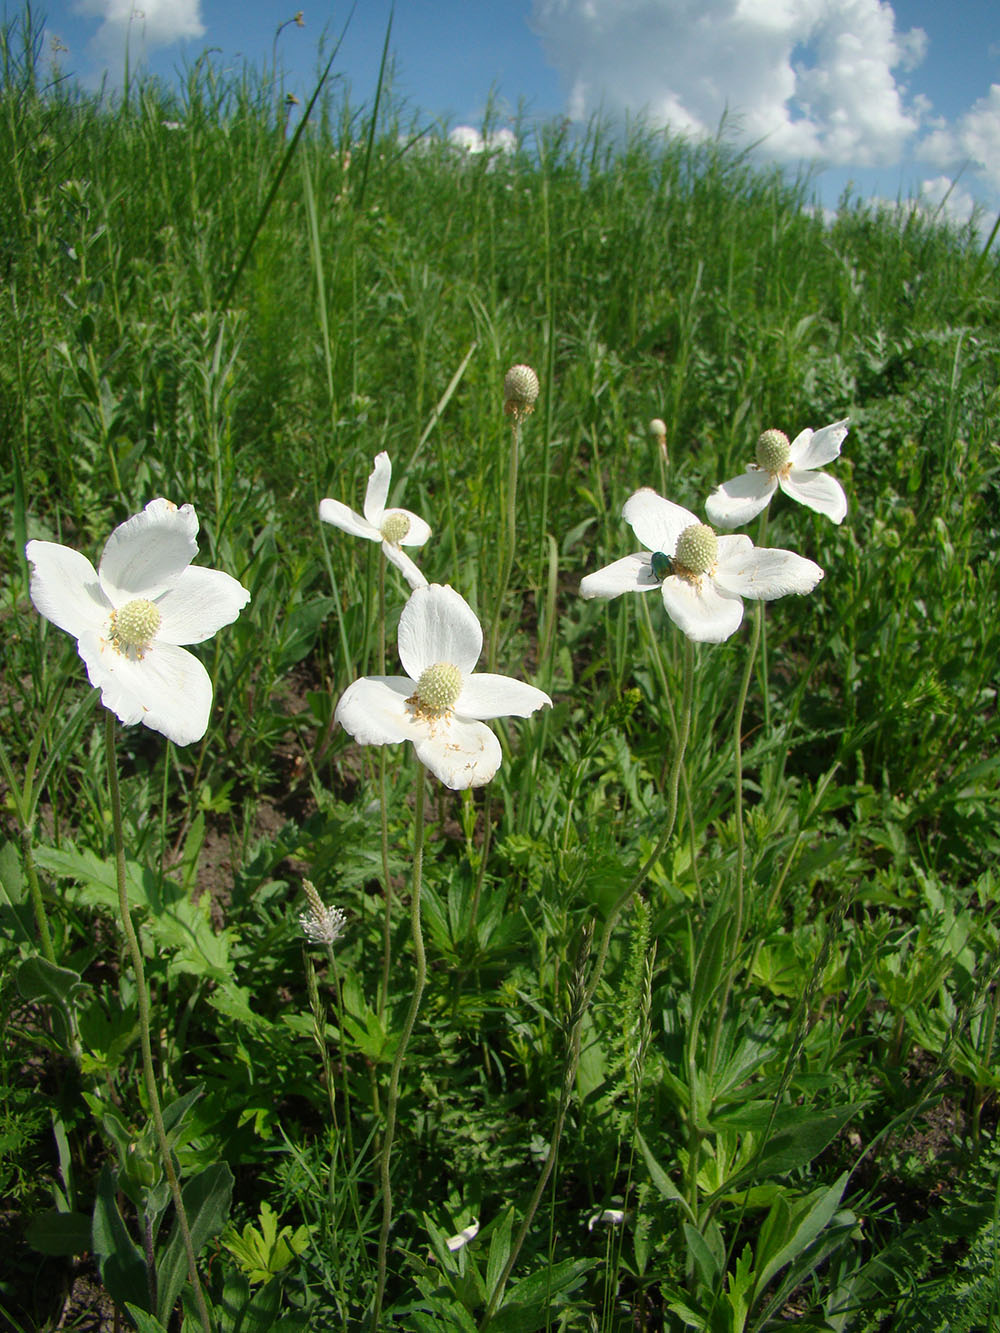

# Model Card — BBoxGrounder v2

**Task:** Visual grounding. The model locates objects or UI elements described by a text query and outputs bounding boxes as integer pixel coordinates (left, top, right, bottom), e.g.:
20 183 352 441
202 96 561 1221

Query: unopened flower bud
649 417 668 461
503 364 539 419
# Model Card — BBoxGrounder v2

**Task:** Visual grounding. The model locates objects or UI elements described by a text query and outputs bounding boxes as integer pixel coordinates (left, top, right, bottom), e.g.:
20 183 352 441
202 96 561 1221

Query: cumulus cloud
921 84 1000 193
75 0 204 63
918 176 979 226
448 126 517 154
531 0 926 166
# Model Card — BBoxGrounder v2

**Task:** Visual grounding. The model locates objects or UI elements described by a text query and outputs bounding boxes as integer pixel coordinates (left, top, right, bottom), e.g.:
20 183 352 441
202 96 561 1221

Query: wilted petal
99 499 198 604
397 584 482 680
660 575 744 643
383 542 429 590
26 540 109 639
779 469 847 524
362 452 392 525
789 419 849 470
714 545 824 600
704 471 776 528
156 566 251 645
580 553 657 600
319 497 379 541
413 717 503 790
622 490 697 554
456 673 551 720
77 632 213 745
335 676 417 745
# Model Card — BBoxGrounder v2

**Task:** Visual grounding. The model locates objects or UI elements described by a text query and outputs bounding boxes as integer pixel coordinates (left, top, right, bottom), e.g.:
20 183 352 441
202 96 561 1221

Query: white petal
383 542 429 590
456 674 551 720
714 544 824 600
413 718 503 790
704 471 776 528
397 584 482 680
335 677 504 788
155 566 251 645
98 500 199 605
445 1220 480 1252
77 632 213 745
579 553 658 599
621 490 698 554
779 469 848 524
26 540 109 639
788 419 849 470
362 452 391 526
660 575 744 643
335 676 420 745
389 509 432 547
319 498 379 541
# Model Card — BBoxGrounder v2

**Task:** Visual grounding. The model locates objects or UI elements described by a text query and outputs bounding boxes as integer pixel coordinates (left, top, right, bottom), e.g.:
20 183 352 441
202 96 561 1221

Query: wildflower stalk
488 409 521 672
484 639 695 1319
372 763 428 1330
376 550 393 1024
104 713 212 1333
706 507 768 1080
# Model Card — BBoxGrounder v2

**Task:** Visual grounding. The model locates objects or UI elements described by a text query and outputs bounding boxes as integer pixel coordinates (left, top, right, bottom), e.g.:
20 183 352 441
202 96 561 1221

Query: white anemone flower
580 490 823 644
25 498 251 746
335 583 551 789
319 452 430 589
705 419 849 528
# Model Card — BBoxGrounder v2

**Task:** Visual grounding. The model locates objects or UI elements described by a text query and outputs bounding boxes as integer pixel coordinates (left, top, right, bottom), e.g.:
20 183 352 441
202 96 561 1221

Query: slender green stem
372 764 428 1330
488 416 521 671
705 531 767 1079
484 639 696 1319
376 553 393 1024
104 714 212 1333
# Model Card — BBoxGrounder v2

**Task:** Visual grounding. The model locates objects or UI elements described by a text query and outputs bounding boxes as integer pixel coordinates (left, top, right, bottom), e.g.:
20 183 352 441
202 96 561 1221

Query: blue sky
34 1 1000 224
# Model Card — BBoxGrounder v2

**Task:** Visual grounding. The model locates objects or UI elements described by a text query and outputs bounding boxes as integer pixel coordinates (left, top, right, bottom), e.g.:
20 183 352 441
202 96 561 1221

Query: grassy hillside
2 8 1000 1330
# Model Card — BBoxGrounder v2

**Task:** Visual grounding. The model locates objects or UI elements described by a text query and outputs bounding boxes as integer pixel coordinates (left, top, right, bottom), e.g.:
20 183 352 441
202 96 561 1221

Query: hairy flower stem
484 641 695 1320
706 512 767 1081
488 414 521 671
376 552 393 1025
104 714 212 1333
372 764 428 1331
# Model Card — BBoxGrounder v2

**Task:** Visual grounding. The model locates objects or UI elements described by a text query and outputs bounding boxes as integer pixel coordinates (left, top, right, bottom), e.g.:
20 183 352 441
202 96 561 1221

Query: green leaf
156 1163 234 1325
485 1206 514 1307
753 1105 864 1178
25 1209 91 1255
483 1259 590 1332
753 1173 848 1297
124 1308 170 1333
635 1129 696 1224
16 956 87 1008
690 909 732 1033
684 1221 722 1288
92 1165 150 1315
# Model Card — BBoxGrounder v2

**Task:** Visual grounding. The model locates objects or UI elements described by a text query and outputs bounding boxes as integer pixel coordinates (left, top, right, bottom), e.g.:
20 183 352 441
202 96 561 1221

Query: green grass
2 6 1000 1330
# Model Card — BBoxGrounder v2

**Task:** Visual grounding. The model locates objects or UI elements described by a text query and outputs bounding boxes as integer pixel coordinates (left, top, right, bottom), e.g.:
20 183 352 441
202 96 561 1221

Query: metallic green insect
650 550 674 580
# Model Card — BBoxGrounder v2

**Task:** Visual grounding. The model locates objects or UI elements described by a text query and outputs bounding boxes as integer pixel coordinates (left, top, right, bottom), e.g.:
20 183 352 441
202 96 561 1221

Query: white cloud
920 84 1000 193
74 0 204 63
918 175 978 226
448 126 517 154
532 0 925 166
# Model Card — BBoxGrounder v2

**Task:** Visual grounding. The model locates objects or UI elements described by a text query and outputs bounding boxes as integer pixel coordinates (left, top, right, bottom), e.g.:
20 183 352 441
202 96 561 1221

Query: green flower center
755 428 791 472
380 512 411 544
109 598 161 653
674 523 718 576
414 661 462 714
